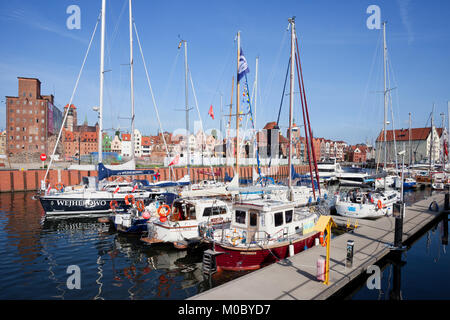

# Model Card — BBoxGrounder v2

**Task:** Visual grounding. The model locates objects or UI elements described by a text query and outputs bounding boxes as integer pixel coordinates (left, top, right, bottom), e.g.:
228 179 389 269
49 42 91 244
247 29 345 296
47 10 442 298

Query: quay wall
0 165 310 193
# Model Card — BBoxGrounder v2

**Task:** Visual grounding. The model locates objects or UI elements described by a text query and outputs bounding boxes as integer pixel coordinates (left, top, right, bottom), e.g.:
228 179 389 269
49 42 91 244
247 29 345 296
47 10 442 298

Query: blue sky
1 0 449 145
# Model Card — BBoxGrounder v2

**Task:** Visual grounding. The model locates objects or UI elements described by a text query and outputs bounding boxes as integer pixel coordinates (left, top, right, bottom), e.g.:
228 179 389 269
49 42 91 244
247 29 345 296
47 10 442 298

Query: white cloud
397 0 414 44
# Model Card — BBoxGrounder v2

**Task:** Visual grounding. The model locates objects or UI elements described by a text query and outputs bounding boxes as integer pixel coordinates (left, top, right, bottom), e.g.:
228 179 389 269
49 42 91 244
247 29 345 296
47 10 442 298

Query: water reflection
0 189 448 300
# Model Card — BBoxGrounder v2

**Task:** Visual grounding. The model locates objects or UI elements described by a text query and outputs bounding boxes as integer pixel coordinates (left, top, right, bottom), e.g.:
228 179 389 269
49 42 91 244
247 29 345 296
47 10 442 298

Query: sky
0 0 449 145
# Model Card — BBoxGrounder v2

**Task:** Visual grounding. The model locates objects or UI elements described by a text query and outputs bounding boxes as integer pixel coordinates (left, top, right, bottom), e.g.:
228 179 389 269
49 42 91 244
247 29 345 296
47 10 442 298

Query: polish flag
208 105 214 120
169 154 180 166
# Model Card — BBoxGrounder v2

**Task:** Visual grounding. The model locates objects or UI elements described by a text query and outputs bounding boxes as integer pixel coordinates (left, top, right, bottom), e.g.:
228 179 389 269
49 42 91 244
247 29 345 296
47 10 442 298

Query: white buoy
315 238 320 246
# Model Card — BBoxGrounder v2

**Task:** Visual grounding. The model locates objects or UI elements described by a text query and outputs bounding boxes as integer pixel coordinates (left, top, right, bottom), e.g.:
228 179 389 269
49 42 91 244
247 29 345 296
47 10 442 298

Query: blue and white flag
237 48 250 83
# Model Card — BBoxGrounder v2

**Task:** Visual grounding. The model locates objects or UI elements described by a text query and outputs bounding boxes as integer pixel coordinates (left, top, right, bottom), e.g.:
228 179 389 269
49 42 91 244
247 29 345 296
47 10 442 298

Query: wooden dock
189 193 447 300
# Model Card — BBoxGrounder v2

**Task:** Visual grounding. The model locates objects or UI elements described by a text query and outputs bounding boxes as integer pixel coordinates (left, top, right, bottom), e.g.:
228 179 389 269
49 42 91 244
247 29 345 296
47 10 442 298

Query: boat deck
189 193 446 300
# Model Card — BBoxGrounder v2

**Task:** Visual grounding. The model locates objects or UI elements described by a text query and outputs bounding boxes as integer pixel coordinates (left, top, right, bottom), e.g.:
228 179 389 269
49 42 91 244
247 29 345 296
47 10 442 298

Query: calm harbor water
0 186 448 300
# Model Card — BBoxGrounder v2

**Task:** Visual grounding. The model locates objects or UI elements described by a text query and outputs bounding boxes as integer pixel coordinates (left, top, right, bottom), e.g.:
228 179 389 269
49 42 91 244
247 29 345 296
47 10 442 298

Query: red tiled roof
376 127 443 142
122 133 131 141
141 136 152 146
64 104 76 109
263 122 278 130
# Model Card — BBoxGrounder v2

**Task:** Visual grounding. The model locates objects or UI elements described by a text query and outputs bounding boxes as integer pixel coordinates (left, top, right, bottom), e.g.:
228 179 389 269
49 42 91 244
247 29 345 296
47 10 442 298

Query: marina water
0 187 448 300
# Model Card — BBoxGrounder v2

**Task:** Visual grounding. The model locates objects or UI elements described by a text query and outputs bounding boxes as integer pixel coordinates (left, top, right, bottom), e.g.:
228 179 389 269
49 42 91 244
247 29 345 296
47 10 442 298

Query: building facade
5 77 63 156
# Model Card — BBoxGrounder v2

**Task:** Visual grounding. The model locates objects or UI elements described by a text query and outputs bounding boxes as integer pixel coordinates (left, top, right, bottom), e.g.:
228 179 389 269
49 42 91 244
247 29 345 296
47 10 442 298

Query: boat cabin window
285 210 293 224
274 212 283 227
203 206 227 217
235 210 246 225
249 212 258 227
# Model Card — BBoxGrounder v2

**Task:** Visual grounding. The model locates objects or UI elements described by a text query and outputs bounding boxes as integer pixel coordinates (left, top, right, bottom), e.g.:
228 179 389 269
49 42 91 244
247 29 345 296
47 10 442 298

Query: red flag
169 154 180 166
208 105 214 120
131 184 138 192
445 141 448 157
114 186 120 194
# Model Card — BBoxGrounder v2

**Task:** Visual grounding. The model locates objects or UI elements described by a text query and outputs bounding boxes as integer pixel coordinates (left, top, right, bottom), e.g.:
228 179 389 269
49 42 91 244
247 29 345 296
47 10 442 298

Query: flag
237 48 250 83
131 184 138 192
114 186 120 194
169 154 180 166
208 105 214 120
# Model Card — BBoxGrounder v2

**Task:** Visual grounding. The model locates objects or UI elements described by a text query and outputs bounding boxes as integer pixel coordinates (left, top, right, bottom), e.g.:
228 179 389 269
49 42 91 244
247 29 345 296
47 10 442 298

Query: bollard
393 202 404 249
346 240 354 268
317 257 326 281
289 241 295 257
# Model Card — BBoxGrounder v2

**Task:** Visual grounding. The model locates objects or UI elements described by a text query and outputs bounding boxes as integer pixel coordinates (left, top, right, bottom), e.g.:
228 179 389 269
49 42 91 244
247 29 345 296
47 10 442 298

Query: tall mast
236 31 241 179
409 112 412 166
441 112 445 166
253 56 259 160
448 101 450 167
288 17 295 194
178 39 191 189
430 104 434 171
382 21 387 189
227 76 234 167
98 0 106 164
129 0 135 159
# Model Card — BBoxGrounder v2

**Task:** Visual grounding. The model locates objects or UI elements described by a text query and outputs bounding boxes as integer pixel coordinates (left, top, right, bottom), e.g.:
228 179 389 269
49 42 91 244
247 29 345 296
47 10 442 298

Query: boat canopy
97 163 156 181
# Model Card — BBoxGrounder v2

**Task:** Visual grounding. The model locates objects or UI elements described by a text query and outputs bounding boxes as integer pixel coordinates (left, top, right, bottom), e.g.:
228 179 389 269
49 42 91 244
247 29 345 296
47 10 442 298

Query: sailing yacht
334 22 400 218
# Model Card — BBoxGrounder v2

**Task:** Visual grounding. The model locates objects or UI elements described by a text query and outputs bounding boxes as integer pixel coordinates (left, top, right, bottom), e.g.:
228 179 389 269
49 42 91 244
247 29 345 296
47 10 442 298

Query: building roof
376 127 443 142
122 133 131 141
263 121 278 130
64 104 77 109
141 136 152 146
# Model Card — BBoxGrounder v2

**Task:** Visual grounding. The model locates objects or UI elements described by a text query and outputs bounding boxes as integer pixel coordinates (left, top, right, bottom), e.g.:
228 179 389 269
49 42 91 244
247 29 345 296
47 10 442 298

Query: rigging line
188 68 216 182
133 21 175 179
44 12 101 183
268 56 291 170
387 57 398 169
208 42 235 107
360 29 383 129
105 0 128 69
161 50 181 111
260 29 289 114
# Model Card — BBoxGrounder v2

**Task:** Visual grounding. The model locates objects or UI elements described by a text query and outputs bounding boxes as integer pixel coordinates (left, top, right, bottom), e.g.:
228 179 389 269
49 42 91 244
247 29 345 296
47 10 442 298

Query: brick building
5 77 63 156
62 104 99 159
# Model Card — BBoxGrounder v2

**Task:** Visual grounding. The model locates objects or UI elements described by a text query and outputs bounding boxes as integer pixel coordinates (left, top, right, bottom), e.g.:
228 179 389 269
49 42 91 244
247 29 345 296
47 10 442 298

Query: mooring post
392 201 405 250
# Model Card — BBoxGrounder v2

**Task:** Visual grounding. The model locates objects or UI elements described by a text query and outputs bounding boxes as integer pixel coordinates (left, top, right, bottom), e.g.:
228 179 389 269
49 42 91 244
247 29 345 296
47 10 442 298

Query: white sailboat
335 22 400 219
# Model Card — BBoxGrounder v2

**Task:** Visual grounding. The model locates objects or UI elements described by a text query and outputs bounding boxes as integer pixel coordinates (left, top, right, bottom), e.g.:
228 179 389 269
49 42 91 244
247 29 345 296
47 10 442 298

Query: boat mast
430 104 434 173
98 0 106 164
288 17 295 196
178 39 191 188
226 76 234 167
382 21 387 189
448 101 450 168
129 0 135 160
236 31 241 179
253 56 259 160
409 112 412 167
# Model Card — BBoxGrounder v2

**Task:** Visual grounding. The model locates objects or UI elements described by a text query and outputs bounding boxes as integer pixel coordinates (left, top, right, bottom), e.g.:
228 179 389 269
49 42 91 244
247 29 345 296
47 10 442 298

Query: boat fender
324 193 328 200
308 197 312 204
55 183 64 192
429 201 439 212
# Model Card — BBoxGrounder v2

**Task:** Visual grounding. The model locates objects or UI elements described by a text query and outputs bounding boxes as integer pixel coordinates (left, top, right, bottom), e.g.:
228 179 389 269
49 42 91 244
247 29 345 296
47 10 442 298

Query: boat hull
213 232 320 271
39 195 152 216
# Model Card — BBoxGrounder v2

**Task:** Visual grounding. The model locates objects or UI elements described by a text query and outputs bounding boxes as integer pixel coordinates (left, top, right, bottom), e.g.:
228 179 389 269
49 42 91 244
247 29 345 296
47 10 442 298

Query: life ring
55 183 64 191
157 204 171 217
377 200 383 210
110 200 118 211
136 200 145 212
125 194 135 206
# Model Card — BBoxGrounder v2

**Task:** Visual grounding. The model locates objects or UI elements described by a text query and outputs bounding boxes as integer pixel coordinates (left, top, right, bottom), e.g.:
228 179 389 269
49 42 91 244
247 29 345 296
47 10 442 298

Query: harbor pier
189 192 447 300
